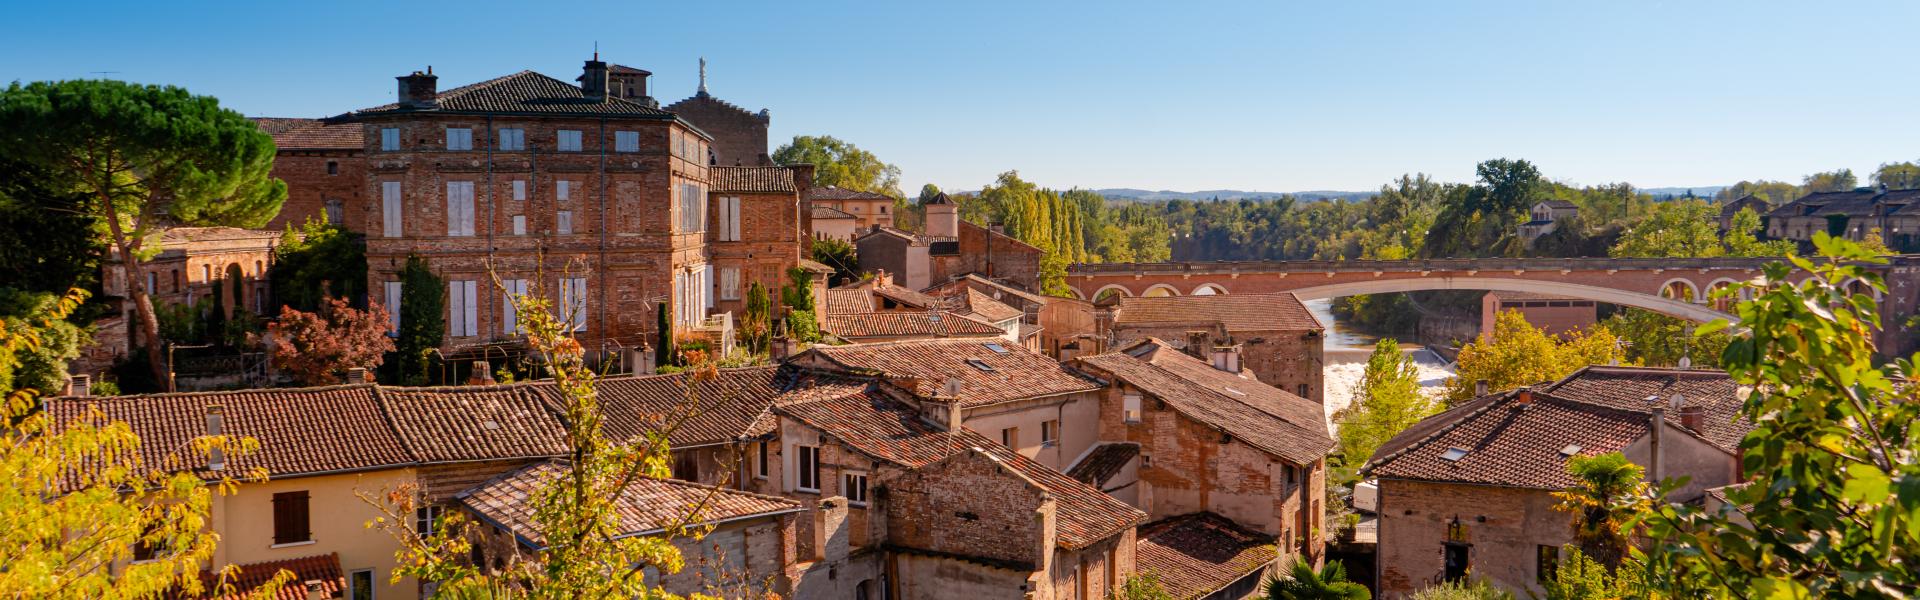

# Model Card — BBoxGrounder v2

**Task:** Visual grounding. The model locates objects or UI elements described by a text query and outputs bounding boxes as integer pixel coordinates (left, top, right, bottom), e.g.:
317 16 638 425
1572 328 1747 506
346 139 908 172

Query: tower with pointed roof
665 58 773 166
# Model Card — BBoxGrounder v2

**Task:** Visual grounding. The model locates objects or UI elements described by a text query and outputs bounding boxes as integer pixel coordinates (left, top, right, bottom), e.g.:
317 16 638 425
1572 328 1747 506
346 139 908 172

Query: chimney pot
468 360 496 386
579 59 610 100
206 405 226 471
1515 389 1533 405
1475 379 1490 396
1185 331 1210 359
1678 405 1705 432
397 70 439 109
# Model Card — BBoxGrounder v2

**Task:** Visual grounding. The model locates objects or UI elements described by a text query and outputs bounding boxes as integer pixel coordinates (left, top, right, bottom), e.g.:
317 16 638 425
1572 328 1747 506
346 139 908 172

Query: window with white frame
497 128 524 151
448 280 478 337
703 265 715 311
562 277 587 331
796 445 820 492
557 180 572 202
556 211 573 235
381 181 403 237
614 130 639 153
384 281 402 335
414 505 444 536
512 215 526 235
511 179 526 201
717 196 741 241
380 128 400 151
556 130 582 152
446 127 473 151
844 472 869 506
719 267 740 301
446 181 475 236
1123 392 1142 423
502 279 528 335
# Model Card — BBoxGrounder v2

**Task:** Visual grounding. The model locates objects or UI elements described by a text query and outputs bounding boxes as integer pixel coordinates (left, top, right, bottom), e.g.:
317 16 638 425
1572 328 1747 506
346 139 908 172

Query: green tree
1801 168 1858 193
1608 199 1723 258
0 80 287 385
394 255 444 385
1264 559 1370 600
1628 234 1920 597
740 282 771 355
0 289 89 395
810 237 859 286
1600 309 1729 368
1874 161 1920 190
269 219 367 313
1444 310 1625 406
772 135 903 199
1721 207 1795 258
1112 571 1176 600
780 266 819 343
1335 338 1434 472
655 302 676 370
1422 159 1542 259
1712 180 1800 206
1552 453 1648 569
0 157 101 299
1541 547 1635 600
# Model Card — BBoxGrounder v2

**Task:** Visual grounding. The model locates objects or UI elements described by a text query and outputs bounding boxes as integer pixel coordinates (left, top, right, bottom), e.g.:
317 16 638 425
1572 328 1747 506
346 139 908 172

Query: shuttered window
512 179 526 201
614 130 640 153
556 180 572 202
445 127 473 151
271 491 311 545
497 128 525 151
381 182 403 237
380 128 400 151
719 267 741 301
717 196 741 241
512 215 526 235
446 181 475 236
703 265 715 310
563 277 588 331
449 280 478 337
556 211 573 235
502 279 529 334
384 282 402 335
556 130 582 152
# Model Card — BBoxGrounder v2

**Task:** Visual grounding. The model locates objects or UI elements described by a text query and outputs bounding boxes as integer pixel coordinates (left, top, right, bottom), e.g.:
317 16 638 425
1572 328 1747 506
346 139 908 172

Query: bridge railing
1062 255 1917 275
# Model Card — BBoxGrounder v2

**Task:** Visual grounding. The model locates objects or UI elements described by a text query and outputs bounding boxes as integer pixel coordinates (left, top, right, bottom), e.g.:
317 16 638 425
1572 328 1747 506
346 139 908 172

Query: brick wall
884 449 1054 569
930 221 1041 292
1109 325 1324 404
268 150 367 231
1374 479 1570 598
664 94 770 167
708 189 804 318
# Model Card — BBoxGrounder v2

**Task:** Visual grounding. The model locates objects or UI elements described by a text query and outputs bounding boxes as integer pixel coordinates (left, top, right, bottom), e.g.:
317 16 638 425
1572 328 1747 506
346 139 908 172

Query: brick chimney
344 367 368 385
467 360 496 386
1678 405 1705 432
1475 379 1490 396
1210 344 1242 373
397 68 438 109
579 58 609 100
66 374 90 397
1648 407 1665 483
789 164 817 193
810 496 851 563
1184 331 1211 359
206 405 226 471
1514 388 1533 405
925 192 958 238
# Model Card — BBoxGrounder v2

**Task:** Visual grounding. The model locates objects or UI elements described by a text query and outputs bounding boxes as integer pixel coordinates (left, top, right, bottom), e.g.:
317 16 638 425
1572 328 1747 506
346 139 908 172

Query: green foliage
394 255 444 385
772 135 903 199
270 219 367 314
810 237 859 286
1609 199 1722 258
1111 571 1176 600
1444 310 1625 406
1552 453 1648 569
0 157 100 300
781 266 816 313
1422 159 1543 259
1600 309 1729 368
1721 207 1796 257
1873 161 1920 190
656 302 676 369
1264 558 1370 600
1335 339 1435 473
957 172 1171 291
740 282 771 355
1407 579 1513 600
788 310 821 344
1627 233 1920 597
1541 547 1636 600
1713 180 1800 206
0 289 89 395
1802 168 1859 193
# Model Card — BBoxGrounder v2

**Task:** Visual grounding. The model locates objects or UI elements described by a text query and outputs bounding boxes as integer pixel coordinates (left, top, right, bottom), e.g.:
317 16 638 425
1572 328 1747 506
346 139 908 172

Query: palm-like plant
1265 558 1371 600
1551 453 1649 570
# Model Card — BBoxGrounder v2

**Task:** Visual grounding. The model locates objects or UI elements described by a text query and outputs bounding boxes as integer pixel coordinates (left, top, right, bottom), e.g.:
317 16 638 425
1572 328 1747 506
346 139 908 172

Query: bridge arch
1191 283 1228 296
1092 284 1133 302
1284 276 1735 323
1141 284 1181 297
1658 278 1700 303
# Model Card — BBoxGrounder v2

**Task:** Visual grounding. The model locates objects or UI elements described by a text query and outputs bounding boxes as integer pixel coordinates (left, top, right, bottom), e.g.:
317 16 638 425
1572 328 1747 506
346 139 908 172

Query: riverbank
1306 299 1456 432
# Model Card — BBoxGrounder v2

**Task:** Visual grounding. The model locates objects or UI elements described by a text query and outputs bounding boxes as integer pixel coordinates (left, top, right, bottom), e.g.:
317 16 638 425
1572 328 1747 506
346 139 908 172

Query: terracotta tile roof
775 391 1145 549
594 366 798 447
1135 513 1277 600
348 71 676 119
1538 200 1579 210
804 186 895 201
48 385 414 481
458 461 801 549
867 282 941 309
375 385 569 462
200 552 344 600
824 288 875 314
253 117 364 151
1114 293 1322 332
1362 389 1654 489
811 205 857 220
824 311 1006 340
160 227 283 247
1075 339 1334 465
710 166 797 193
1538 366 1750 453
854 225 949 247
1066 442 1139 488
926 273 1053 306
955 289 1024 323
803 338 1099 408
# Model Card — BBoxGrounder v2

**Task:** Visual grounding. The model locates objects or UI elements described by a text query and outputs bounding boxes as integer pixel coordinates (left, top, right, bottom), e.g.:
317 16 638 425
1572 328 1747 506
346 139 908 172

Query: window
380 128 400 151
1297 383 1310 398
717 196 741 241
557 180 572 202
446 181 475 236
415 505 444 536
446 127 473 151
202 264 212 282
562 277 587 330
383 282 402 334
145 272 156 294
497 127 524 151
271 490 311 545
448 280 478 337
556 130 582 152
381 181 403 237
502 279 528 334
967 359 995 372
327 160 339 175
1444 544 1471 582
349 569 375 600
796 445 820 492
324 198 344 225
1537 545 1559 584
511 179 526 201
677 183 707 232
556 211 573 235
171 270 180 292
719 267 740 301
756 441 769 479
844 472 869 506
1041 419 1058 447
1286 465 1297 486
512 215 526 235
1123 393 1142 423
1440 447 1470 462
1001 426 1019 448
673 451 698 481
703 265 715 310
615 130 640 153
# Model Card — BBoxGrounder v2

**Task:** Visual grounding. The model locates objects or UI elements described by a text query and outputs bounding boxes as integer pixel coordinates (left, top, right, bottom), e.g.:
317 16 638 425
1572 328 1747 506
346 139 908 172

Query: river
1303 298 1456 431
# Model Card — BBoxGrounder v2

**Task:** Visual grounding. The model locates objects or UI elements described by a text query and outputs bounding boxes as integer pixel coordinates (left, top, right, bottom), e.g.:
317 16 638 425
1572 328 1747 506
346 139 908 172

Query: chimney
1678 405 1705 432
1184 331 1210 359
1648 407 1665 484
1210 344 1242 373
790 164 817 192
67 374 90 397
769 337 792 361
811 497 851 562
1475 379 1490 396
873 270 893 288
206 405 226 471
925 194 959 238
345 367 368 385
1514 388 1533 405
579 58 609 100
397 68 439 109
467 361 496 386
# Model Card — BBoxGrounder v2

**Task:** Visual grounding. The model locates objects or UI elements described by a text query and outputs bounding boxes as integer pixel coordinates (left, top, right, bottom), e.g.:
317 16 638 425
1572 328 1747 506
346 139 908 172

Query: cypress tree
395 255 444 384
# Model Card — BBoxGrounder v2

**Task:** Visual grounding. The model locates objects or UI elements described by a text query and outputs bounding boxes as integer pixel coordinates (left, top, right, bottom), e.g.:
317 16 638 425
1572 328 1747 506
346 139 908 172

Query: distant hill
1090 188 1376 202
1638 186 1727 199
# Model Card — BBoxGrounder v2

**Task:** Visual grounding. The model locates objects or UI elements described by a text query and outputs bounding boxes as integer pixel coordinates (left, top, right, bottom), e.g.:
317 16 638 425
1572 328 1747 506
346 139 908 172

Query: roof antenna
593 41 599 61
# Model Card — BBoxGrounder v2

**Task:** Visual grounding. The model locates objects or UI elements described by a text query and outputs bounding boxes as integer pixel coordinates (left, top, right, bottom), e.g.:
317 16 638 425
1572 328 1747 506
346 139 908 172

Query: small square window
984 343 1008 354
844 472 869 506
966 359 995 372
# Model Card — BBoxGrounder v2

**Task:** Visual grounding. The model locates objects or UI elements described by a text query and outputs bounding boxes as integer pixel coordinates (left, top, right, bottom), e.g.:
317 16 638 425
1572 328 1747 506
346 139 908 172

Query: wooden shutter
384 282 402 332
272 491 310 544
462 281 478 336
382 182 403 238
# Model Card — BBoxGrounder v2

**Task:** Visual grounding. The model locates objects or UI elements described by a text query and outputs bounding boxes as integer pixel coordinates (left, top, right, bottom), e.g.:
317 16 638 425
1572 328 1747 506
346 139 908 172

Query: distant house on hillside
1717 195 1772 232
1517 200 1578 244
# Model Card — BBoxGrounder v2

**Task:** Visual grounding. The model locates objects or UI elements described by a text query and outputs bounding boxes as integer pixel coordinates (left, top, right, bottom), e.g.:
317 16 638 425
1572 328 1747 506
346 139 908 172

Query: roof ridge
367 385 427 464
1362 390 1516 476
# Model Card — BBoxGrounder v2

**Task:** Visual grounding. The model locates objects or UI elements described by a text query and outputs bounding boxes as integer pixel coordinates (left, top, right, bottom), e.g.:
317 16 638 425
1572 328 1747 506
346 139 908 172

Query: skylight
966 359 996 372
1439 448 1469 462
984 343 1008 354
1559 444 1583 457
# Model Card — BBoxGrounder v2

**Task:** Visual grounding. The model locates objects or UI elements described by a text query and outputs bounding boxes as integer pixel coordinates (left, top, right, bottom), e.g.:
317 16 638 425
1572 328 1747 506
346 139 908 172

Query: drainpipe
598 118 610 348
1648 406 1665 486
485 116 495 337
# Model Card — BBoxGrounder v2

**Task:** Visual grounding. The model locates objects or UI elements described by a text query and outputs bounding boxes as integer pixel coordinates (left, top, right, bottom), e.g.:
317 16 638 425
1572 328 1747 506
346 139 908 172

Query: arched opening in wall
1706 279 1740 312
1843 277 1883 300
1092 285 1132 304
1142 284 1179 297
224 263 244 318
855 580 873 600
1191 284 1227 296
1658 279 1698 304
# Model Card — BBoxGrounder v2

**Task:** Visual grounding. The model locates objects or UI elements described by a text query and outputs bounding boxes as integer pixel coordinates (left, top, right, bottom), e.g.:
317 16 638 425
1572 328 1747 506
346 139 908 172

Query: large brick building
854 193 1043 292
1102 293 1326 404
1765 186 1920 250
664 59 773 168
1363 367 1752 598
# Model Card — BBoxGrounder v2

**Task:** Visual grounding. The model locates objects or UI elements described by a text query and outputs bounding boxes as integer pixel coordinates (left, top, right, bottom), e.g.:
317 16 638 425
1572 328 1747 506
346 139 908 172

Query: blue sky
5 1 1917 194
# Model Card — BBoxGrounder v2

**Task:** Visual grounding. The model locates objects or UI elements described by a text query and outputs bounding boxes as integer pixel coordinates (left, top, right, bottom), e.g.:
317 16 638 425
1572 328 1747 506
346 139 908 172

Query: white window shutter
704 265 715 310
512 215 526 235
382 182 403 238
512 180 526 201
557 211 573 235
447 281 462 336
385 281 403 334
446 182 461 236
503 279 528 334
557 180 570 202
463 281 478 337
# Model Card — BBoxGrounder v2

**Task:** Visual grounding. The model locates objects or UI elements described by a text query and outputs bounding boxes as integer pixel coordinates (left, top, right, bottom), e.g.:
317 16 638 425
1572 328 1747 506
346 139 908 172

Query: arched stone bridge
1068 256 1920 354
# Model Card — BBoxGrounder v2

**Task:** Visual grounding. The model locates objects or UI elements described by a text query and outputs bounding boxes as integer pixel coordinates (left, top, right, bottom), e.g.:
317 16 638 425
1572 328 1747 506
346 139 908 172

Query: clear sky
5 1 1916 194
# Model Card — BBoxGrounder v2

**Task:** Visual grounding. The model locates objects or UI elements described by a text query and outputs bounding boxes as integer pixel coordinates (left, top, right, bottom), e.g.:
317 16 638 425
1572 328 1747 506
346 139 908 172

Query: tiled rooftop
710 166 797 193
1074 339 1334 465
1066 442 1139 489
200 552 344 600
252 117 364 150
804 185 895 201
347 70 677 119
1114 293 1322 332
824 311 1006 340
954 288 1024 323
811 205 857 220
824 288 875 314
1135 513 1277 600
802 338 1100 408
458 461 801 549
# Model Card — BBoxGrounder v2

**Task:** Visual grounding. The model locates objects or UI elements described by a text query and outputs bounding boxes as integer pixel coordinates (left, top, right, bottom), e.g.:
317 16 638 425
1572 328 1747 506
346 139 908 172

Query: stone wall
885 449 1054 569
268 149 367 231
665 94 771 167
1374 479 1571 599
